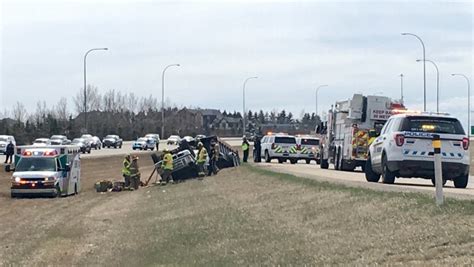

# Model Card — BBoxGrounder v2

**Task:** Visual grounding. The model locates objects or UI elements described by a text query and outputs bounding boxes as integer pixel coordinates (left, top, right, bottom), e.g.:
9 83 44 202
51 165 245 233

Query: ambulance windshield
16 158 57 172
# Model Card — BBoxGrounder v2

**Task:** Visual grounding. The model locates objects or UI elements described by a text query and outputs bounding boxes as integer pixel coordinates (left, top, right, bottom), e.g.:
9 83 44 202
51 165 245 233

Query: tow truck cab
7 145 81 198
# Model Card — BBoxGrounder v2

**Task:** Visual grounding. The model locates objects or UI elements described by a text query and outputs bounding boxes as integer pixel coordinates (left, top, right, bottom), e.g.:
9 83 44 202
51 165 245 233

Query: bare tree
12 102 27 123
73 84 102 115
54 97 69 121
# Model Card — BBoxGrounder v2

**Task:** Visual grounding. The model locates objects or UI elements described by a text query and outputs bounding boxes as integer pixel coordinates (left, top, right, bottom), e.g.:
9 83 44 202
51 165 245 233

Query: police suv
260 133 299 164
365 112 469 188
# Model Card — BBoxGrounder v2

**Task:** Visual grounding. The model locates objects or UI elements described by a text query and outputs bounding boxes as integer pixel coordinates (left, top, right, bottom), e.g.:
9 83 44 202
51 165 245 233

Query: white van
8 145 81 197
0 135 16 154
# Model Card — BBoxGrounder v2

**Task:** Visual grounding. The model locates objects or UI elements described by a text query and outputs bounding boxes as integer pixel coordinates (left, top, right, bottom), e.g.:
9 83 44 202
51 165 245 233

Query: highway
256 161 474 200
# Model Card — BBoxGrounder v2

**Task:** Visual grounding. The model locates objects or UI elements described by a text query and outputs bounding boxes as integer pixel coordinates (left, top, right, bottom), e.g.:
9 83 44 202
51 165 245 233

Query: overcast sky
1 0 472 126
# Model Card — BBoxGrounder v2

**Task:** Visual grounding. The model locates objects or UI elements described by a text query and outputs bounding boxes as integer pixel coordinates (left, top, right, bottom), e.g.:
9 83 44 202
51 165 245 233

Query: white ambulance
7 145 81 197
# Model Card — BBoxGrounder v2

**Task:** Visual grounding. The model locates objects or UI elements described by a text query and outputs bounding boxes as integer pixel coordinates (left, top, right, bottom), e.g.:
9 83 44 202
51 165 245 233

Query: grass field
1 159 473 266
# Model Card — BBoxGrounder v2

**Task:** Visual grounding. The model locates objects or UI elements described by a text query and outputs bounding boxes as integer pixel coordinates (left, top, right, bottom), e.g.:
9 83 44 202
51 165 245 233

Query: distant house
212 116 242 136
185 108 222 135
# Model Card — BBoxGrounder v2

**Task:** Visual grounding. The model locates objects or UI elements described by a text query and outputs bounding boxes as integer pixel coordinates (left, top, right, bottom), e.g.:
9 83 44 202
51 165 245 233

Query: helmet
163 148 169 153
132 155 139 160
197 142 203 147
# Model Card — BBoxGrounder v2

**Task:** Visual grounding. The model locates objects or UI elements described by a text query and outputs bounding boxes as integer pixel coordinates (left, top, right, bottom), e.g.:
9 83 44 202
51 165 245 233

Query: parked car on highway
72 138 91 154
91 136 102 150
32 138 50 146
102 135 123 148
0 135 16 154
145 133 160 143
167 135 181 145
132 137 156 151
50 135 71 145
365 112 470 188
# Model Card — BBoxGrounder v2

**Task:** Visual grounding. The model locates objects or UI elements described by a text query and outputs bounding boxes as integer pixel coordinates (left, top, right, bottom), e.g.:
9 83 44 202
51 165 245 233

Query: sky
0 0 472 127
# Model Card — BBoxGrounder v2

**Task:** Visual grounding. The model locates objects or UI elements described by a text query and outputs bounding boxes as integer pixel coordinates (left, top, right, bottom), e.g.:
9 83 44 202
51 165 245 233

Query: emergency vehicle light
23 151 32 156
44 150 58 156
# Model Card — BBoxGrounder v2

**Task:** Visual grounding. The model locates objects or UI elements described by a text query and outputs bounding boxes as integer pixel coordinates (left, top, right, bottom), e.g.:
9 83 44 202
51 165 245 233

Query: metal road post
432 134 443 205
83 48 108 132
452 74 471 135
402 33 426 111
161 64 180 139
242 76 258 136
315 85 328 117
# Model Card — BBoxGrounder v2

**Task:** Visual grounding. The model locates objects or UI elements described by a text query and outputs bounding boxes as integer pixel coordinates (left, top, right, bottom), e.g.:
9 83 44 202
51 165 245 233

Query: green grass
245 164 474 215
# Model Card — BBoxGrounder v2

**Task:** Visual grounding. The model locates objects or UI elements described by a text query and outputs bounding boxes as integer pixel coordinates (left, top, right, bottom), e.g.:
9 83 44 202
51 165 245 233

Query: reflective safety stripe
274 146 283 153
197 147 208 163
289 146 297 154
162 153 173 170
122 159 131 175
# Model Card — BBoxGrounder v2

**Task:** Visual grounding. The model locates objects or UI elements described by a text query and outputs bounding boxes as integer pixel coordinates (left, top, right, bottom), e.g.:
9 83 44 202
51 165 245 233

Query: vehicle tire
381 154 396 184
119 145 122 149
74 183 78 195
334 147 341 170
114 145 117 149
316 159 321 165
278 159 284 164
453 174 469 189
54 185 61 198
151 147 154 151
306 159 311 164
341 160 356 172
87 150 91 154
365 155 381 182
290 159 297 164
430 177 447 187
321 159 329 169
265 151 271 163
94 146 98 150
108 146 110 148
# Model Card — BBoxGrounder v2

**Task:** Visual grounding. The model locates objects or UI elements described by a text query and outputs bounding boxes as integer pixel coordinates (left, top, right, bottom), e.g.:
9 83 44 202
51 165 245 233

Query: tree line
0 86 321 144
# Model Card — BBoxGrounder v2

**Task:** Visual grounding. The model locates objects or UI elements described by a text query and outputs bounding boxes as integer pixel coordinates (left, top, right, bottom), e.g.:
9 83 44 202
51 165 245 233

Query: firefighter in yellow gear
196 142 208 178
129 155 141 190
160 149 174 185
242 136 250 162
122 154 131 188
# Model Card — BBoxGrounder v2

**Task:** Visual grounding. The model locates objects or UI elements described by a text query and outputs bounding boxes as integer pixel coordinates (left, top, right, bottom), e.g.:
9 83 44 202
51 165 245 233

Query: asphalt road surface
256 161 474 200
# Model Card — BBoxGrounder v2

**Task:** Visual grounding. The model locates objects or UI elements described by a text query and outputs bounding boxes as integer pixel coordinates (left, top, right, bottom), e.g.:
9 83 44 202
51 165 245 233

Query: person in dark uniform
5 141 14 164
253 136 262 162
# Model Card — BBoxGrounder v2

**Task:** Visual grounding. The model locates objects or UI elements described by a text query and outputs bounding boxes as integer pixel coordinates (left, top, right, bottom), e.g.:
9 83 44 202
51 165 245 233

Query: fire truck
6 145 81 198
319 94 404 171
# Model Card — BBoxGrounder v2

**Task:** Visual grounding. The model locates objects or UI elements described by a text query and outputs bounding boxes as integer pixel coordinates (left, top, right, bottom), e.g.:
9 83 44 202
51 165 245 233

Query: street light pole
400 74 404 105
315 84 328 117
417 59 439 113
242 76 258 136
402 32 426 111
452 74 471 135
161 64 180 139
83 47 108 132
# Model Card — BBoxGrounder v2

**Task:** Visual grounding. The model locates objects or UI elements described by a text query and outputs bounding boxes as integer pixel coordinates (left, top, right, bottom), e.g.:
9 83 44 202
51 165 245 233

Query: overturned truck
150 136 240 181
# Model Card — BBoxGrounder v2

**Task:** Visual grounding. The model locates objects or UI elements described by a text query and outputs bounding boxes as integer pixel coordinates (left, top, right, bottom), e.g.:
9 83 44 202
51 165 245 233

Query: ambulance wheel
278 159 284 164
381 154 396 184
87 150 91 154
306 159 311 164
53 185 61 198
430 177 447 187
290 159 297 164
365 155 380 182
316 159 320 165
265 151 271 163
119 145 122 149
453 174 468 188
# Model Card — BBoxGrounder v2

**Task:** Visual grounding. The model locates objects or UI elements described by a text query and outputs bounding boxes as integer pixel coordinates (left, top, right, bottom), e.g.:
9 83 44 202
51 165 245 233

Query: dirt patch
0 159 472 265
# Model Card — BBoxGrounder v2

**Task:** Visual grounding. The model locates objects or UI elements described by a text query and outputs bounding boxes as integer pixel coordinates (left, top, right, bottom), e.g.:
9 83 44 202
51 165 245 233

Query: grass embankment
108 164 474 266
